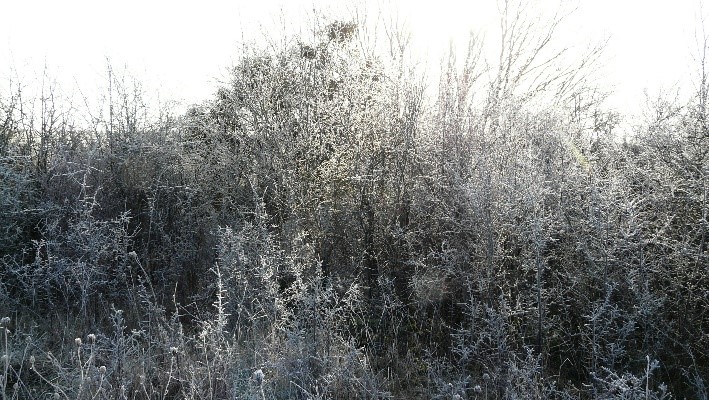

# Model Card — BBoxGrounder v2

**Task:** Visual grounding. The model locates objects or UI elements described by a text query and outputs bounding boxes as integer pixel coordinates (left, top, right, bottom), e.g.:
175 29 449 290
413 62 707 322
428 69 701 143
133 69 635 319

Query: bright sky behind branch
0 0 701 118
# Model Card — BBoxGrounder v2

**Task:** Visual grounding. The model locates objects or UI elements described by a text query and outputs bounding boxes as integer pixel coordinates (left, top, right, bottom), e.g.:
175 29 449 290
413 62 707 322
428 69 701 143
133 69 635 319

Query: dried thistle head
99 365 107 375
87 334 96 344
0 317 9 327
75 338 82 347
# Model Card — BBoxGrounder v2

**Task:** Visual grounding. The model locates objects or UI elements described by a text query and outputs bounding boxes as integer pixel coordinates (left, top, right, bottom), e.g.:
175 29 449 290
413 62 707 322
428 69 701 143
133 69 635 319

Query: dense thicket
1 4 707 399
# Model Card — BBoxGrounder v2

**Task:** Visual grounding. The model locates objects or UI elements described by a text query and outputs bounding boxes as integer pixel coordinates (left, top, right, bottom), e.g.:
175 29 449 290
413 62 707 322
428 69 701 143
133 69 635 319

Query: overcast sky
0 0 702 118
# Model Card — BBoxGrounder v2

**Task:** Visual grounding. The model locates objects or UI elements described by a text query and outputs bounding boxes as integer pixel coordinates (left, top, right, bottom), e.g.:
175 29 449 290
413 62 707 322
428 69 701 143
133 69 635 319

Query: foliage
1 2 708 398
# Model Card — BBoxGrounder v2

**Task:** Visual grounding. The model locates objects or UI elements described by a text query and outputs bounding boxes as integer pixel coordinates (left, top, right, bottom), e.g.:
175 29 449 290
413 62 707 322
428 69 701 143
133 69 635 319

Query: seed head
75 338 82 347
0 317 9 327
99 365 107 375
474 385 482 393
170 347 178 356
29 355 35 366
88 334 96 344
482 373 490 381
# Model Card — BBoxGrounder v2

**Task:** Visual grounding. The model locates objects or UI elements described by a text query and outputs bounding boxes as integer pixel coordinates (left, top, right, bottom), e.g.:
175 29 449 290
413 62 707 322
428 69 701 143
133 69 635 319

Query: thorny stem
1 327 7 400
30 359 70 400
163 355 175 399
77 345 84 398
90 373 105 400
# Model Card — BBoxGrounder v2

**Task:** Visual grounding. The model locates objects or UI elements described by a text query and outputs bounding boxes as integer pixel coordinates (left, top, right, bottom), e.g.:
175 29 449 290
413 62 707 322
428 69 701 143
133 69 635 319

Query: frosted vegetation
1 2 707 399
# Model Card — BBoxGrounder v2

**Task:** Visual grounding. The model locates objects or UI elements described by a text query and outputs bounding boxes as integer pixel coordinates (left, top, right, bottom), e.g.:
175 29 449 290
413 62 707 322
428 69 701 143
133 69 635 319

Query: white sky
0 0 702 119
